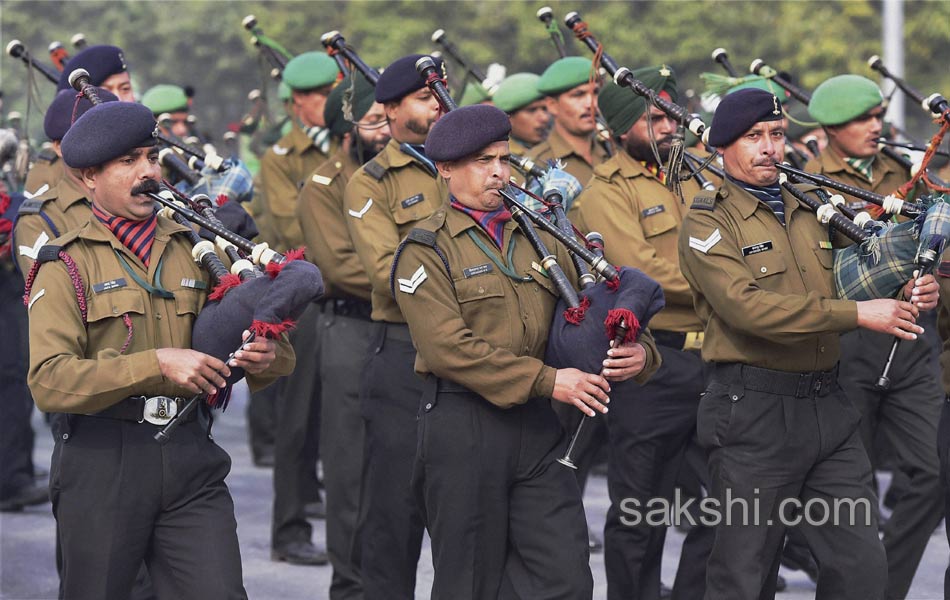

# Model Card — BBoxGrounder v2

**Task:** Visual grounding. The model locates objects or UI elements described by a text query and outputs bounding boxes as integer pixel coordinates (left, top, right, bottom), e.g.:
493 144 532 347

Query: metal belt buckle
683 331 704 351
142 396 178 425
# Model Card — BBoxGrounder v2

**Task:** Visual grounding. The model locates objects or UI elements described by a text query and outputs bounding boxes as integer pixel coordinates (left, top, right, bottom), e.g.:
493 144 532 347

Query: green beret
726 76 789 103
493 73 542 113
458 81 491 107
283 51 340 91
141 84 189 115
537 56 592 96
598 65 677 137
808 74 883 126
278 81 291 102
783 101 820 141
324 72 377 137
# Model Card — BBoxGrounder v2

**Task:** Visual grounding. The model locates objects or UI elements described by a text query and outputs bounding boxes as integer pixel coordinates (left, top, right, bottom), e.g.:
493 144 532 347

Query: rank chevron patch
19 231 50 260
688 228 722 254
398 265 428 294
348 198 373 219
25 183 50 199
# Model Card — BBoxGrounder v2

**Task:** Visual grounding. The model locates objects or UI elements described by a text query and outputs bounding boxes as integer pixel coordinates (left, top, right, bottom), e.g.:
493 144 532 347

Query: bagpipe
416 56 664 468
430 28 498 99
242 14 293 81
6 40 60 84
66 69 323 438
320 31 380 84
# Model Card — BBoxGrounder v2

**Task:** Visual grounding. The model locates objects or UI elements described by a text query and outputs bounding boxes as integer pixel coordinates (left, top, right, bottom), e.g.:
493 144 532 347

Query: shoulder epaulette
389 217 452 298
37 148 58 163
690 192 718 211
364 160 387 181
592 159 621 181
36 244 63 263
17 198 47 215
406 228 438 247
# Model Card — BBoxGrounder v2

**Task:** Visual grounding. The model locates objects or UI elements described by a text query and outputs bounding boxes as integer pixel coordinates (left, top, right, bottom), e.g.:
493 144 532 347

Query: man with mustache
25 101 294 599
492 73 549 156
297 71 390 599
569 66 716 600
805 74 945 600
343 54 447 599
678 87 938 600
392 103 659 598
528 56 610 186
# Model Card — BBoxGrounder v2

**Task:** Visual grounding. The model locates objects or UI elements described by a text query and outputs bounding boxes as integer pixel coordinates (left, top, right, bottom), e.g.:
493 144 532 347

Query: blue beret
43 87 118 141
707 88 784 148
61 102 158 169
424 105 510 162
57 45 127 91
376 54 444 104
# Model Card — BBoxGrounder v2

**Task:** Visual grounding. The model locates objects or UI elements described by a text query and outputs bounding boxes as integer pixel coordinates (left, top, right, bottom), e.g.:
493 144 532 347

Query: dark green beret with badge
537 56 592 96
808 74 883 126
598 65 677 137
324 72 377 137
493 73 542 113
283 51 340 91
141 84 189 115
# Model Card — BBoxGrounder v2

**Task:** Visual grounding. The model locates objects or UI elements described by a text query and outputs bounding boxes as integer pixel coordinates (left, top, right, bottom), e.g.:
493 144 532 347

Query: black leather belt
713 363 837 398
89 395 192 425
328 298 373 321
380 321 413 343
652 329 704 352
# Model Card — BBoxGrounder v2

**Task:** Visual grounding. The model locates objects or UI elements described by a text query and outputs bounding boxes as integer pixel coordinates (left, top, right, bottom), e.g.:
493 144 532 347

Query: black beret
375 54 444 104
57 45 128 91
61 102 158 169
707 88 784 148
424 105 510 162
43 88 118 142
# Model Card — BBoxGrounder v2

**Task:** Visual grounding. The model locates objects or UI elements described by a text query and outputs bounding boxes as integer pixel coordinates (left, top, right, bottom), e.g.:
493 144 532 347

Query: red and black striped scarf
92 203 157 266
450 197 511 249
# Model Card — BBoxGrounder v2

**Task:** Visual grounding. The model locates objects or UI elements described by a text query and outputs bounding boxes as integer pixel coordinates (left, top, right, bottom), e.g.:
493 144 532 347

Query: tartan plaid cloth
834 198 950 301
179 158 255 204
516 165 583 216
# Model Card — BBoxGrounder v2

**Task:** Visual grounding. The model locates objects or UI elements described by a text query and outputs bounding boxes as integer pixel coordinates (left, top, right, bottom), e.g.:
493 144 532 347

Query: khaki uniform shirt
27 215 295 414
509 137 533 157
297 148 370 302
678 179 858 372
344 139 446 322
24 151 63 196
527 127 609 187
805 150 910 216
14 174 90 274
259 125 337 252
393 206 659 409
570 152 706 332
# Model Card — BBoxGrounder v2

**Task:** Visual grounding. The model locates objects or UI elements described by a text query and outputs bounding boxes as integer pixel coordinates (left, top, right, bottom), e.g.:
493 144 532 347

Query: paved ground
1 383 947 599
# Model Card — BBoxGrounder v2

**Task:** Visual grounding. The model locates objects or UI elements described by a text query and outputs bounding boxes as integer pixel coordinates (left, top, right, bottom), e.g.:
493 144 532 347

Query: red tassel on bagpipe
250 317 297 339
265 246 307 278
208 273 243 302
563 294 591 324
604 308 639 344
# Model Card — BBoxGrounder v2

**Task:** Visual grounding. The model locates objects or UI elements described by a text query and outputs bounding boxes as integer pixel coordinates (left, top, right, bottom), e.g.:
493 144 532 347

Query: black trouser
319 305 372 599
51 413 245 600
0 267 35 501
415 379 593 599
356 322 425 599
603 339 713 600
936 396 950 600
246 381 277 461
839 325 944 599
699 363 886 600
271 303 322 548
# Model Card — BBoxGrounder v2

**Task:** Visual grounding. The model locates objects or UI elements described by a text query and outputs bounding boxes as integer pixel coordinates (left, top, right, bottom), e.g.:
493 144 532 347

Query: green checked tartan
518 166 583 216
833 199 950 301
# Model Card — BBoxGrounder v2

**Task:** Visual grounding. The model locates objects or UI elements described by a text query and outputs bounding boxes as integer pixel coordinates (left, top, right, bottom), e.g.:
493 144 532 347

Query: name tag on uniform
741 241 773 256
180 278 208 290
401 194 424 209
641 205 665 218
93 278 128 293
463 263 493 278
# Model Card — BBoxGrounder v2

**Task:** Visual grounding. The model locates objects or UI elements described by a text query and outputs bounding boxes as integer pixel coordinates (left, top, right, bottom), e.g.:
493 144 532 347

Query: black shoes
271 541 329 566
0 484 50 512
304 499 326 520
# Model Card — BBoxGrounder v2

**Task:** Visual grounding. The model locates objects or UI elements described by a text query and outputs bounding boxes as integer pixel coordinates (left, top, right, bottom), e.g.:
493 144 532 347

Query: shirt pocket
641 209 678 239
392 192 436 226
173 287 204 317
454 274 511 349
813 246 834 270
86 288 147 323
745 251 788 281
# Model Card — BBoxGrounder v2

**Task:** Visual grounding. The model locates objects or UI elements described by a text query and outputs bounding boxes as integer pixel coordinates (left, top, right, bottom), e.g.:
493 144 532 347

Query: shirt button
478 287 484 294
820 346 825 353
156 314 162 320
112 307 118 314
800 266 807 272
760 266 768 274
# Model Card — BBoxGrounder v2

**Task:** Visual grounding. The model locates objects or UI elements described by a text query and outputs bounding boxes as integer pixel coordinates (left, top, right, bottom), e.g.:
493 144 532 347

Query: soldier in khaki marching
259 51 341 566
492 73 549 156
678 88 938 600
528 56 609 185
805 74 945 600
392 103 660 599
569 67 715 600
297 71 390 599
342 54 446 598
